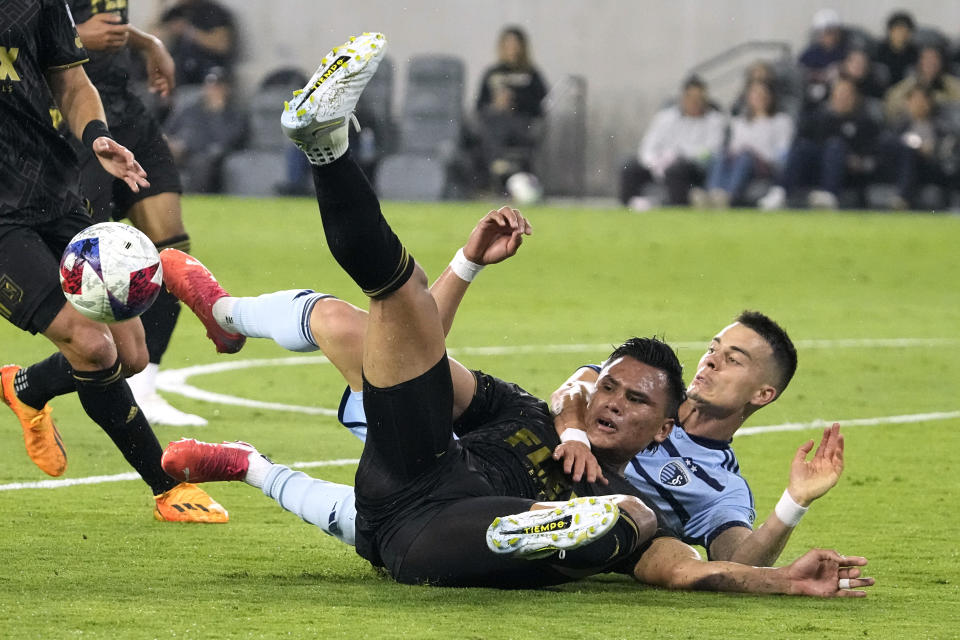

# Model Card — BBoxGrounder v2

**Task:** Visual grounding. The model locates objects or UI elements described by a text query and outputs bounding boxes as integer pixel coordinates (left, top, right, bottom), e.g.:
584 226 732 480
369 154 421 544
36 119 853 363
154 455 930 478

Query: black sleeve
39 0 88 70
452 370 550 437
528 68 548 117
476 68 493 111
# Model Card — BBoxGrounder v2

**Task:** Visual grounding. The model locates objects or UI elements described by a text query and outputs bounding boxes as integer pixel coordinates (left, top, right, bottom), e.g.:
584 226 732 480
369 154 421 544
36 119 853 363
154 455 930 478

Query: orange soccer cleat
159 249 246 354
153 482 229 523
1 364 67 477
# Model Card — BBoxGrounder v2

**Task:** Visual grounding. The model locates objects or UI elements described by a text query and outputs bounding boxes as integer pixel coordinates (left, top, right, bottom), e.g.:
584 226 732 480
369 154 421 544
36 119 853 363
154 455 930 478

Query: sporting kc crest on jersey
659 461 690 487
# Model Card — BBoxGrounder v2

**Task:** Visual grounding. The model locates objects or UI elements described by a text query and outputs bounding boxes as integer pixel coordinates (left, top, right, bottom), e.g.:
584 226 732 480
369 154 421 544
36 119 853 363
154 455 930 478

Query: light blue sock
262 464 356 546
216 289 334 353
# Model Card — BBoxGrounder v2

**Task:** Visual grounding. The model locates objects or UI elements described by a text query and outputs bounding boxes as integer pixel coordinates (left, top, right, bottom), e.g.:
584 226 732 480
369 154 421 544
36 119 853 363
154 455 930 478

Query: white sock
126 362 158 398
244 451 272 489
211 297 238 333
215 289 329 353
261 464 357 546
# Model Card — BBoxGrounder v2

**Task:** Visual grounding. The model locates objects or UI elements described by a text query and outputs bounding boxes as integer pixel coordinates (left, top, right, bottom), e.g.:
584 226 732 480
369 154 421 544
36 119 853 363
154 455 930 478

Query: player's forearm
126 23 164 54
725 516 794 566
49 67 107 139
429 266 470 337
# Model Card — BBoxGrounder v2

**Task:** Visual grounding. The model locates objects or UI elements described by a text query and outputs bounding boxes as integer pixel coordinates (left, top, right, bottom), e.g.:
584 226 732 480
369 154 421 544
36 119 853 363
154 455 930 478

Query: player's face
686 323 776 414
584 357 674 466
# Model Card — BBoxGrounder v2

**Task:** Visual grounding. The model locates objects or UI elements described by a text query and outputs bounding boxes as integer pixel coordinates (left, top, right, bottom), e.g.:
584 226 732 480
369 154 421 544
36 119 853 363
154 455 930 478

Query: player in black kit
162 33 875 595
65 0 234 426
0 0 225 522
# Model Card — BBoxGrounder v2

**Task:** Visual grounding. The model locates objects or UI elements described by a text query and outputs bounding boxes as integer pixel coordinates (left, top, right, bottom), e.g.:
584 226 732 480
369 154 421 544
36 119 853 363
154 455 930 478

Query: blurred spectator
799 9 848 107
164 67 246 192
475 26 548 191
880 87 954 209
759 76 879 210
154 0 236 85
731 60 777 114
875 11 918 86
885 45 960 122
620 77 725 208
837 49 887 99
694 80 794 208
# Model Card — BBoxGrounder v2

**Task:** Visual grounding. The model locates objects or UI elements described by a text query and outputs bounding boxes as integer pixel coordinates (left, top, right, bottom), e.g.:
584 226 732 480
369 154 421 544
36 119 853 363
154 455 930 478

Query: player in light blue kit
550 311 844 566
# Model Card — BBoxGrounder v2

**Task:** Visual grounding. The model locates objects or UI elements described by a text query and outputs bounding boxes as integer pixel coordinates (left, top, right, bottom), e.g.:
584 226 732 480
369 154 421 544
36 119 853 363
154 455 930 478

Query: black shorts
352 356 646 587
75 94 182 222
0 208 93 334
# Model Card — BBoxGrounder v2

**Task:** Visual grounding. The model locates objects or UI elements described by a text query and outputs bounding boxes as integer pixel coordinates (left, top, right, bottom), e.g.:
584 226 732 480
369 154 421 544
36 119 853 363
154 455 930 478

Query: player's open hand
783 548 874 597
462 206 533 266
787 422 844 506
553 441 608 485
93 137 150 192
77 13 128 52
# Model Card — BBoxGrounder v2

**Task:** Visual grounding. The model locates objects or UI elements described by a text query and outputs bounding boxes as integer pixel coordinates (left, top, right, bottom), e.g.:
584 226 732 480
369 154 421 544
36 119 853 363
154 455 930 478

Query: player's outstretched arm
632 537 873 597
126 24 176 97
710 423 845 566
549 366 607 484
47 65 149 192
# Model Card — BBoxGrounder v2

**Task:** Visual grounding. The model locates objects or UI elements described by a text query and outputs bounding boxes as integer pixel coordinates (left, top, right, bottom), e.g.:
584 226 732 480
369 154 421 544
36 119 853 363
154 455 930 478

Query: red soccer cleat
159 249 246 354
161 438 255 483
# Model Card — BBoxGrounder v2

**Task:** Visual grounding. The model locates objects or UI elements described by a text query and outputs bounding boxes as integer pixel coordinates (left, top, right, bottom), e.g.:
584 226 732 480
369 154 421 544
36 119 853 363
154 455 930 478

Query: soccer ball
506 172 543 205
59 222 162 323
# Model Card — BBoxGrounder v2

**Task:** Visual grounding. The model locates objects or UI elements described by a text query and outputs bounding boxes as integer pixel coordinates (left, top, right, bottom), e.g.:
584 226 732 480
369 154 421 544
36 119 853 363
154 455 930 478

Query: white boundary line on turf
153 338 960 416
1 411 957 492
2 338 956 493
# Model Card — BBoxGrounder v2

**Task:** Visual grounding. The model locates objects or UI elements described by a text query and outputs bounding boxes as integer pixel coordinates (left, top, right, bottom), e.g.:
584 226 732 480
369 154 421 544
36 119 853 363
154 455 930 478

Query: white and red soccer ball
59 222 162 323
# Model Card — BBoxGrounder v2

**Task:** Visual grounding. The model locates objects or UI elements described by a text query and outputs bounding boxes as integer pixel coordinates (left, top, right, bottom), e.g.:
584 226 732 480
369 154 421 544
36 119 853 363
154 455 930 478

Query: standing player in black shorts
64 0 241 426
164 33 874 594
0 0 226 522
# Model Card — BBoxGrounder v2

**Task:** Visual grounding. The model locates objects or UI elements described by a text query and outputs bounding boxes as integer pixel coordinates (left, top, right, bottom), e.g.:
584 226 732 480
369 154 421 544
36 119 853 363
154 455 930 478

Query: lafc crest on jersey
0 47 21 82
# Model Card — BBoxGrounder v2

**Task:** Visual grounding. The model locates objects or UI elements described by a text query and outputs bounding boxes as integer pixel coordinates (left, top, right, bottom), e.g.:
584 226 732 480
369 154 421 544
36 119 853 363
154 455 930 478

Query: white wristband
559 428 591 449
774 489 809 527
449 248 484 282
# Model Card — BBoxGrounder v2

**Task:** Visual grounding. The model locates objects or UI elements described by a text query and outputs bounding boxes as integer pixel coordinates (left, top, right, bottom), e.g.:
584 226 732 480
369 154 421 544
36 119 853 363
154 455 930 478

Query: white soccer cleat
486 497 621 559
136 392 208 427
758 185 786 211
280 32 386 165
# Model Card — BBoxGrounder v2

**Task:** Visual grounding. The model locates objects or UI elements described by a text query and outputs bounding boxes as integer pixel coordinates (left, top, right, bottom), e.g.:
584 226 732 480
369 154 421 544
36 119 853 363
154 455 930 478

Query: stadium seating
376 55 466 200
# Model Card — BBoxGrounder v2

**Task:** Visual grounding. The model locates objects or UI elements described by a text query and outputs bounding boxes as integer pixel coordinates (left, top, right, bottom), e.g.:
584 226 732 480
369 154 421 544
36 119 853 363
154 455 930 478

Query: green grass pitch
1 197 958 639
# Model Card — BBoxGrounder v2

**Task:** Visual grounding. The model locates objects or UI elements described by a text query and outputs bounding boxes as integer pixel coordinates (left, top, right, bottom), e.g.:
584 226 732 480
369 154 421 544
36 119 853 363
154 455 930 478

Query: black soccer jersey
67 0 134 125
0 0 88 223
455 371 673 526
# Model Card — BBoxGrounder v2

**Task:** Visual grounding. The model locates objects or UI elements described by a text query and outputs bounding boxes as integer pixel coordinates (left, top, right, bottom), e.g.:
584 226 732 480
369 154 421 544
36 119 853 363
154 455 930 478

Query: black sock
556 511 643 571
15 353 76 409
72 360 177 495
140 234 189 363
312 152 415 298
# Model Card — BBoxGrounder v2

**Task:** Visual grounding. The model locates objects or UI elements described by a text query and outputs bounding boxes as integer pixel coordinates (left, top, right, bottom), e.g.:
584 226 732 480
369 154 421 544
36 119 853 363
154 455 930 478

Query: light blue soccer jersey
625 427 755 551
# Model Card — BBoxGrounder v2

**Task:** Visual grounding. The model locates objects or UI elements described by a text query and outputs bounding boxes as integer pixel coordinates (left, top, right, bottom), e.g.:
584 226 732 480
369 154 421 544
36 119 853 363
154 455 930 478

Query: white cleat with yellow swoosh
280 32 386 165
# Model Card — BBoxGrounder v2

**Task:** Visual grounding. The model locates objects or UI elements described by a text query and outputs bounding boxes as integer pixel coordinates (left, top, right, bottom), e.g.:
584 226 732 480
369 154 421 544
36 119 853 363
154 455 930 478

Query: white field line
1 338 956 492
153 338 960 415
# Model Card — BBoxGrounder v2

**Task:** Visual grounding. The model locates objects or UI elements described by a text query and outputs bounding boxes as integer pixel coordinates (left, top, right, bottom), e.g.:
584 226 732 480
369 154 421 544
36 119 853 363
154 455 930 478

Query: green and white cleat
280 32 386 165
486 497 621 559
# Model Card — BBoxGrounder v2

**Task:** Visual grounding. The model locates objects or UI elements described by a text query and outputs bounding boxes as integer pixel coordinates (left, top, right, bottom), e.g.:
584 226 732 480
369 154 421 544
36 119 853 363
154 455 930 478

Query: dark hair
605 337 686 420
498 26 531 69
745 79 779 118
886 11 915 32
735 311 797 394
683 75 707 92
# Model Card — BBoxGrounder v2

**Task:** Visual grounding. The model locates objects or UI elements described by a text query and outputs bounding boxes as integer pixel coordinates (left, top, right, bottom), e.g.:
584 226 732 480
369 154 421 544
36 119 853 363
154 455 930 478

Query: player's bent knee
312 297 365 346
57 320 120 370
613 495 658 542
